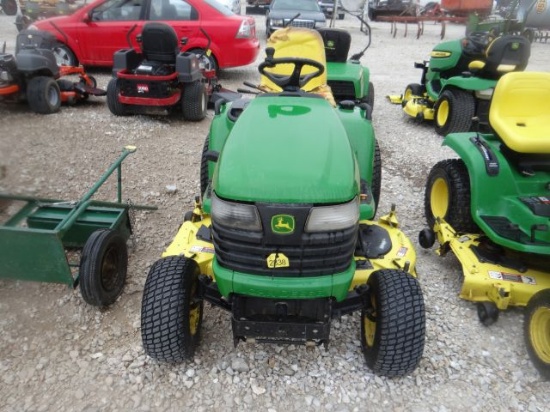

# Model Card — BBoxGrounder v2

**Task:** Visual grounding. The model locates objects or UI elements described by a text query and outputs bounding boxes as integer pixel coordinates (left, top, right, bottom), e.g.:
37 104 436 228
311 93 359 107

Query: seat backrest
481 35 530 79
261 27 328 92
317 28 351 63
490 72 550 154
140 22 179 63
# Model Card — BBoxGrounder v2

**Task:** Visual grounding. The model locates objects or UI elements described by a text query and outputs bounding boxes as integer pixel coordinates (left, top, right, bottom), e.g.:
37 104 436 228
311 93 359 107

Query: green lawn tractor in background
388 31 530 136
141 27 425 377
419 72 550 379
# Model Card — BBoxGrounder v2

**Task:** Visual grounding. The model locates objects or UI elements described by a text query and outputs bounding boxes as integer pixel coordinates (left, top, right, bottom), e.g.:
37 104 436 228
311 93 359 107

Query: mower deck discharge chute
388 31 530 135
420 72 550 378
0 29 106 114
107 22 226 120
141 27 426 377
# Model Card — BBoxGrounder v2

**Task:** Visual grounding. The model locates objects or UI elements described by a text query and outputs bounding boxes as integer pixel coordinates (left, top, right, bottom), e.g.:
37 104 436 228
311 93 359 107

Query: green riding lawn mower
388 30 531 136
419 72 550 379
140 27 426 377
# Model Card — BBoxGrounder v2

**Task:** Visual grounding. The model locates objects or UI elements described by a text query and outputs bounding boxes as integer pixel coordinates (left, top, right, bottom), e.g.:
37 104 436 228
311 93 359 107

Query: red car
28 0 260 71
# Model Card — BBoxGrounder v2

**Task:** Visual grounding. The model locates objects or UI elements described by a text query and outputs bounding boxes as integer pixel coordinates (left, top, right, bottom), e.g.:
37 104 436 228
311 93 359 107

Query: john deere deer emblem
271 215 295 234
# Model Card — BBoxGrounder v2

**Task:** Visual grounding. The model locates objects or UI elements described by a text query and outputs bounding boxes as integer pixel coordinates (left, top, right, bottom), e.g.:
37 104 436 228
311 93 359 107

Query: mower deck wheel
360 269 425 377
434 88 475 136
525 289 550 379
182 81 208 121
425 159 478 234
107 79 129 116
79 229 128 307
141 256 204 362
26 76 61 114
477 301 499 326
418 228 435 249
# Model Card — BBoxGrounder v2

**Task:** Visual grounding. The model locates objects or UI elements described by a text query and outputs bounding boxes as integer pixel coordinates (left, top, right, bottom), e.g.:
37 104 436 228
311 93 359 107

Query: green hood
213 95 357 204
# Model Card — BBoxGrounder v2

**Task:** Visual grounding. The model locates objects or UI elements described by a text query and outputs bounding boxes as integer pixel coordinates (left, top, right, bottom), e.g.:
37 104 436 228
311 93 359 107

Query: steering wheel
258 47 325 91
465 31 492 54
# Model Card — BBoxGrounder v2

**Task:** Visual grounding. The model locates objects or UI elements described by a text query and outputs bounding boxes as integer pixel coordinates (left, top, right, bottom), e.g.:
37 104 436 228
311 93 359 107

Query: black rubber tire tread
361 269 426 377
182 81 207 122
524 289 550 380
199 134 210 199
366 81 375 109
54 43 78 67
2 0 18 15
424 159 478 234
26 76 61 114
141 256 204 362
434 88 475 136
371 139 382 214
107 78 129 116
79 229 128 307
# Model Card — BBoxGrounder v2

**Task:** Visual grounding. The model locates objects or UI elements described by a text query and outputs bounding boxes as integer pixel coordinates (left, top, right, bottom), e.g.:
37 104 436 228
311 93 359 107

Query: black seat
317 28 351 63
140 22 180 64
480 35 530 80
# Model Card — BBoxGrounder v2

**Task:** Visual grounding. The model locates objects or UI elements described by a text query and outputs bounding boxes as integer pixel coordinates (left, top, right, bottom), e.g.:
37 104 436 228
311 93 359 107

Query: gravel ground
1 8 550 412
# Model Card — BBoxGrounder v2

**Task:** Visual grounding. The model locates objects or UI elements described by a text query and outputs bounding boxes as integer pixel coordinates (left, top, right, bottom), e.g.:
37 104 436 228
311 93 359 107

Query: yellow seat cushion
490 72 550 153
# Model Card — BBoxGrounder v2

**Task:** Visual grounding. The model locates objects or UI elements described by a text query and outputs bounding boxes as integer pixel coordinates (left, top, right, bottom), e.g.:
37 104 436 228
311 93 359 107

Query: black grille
119 78 178 99
212 204 357 277
327 80 356 101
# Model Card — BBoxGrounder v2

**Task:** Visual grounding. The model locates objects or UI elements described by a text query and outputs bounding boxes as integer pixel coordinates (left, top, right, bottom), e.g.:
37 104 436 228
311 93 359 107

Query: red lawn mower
0 30 105 114
107 22 224 120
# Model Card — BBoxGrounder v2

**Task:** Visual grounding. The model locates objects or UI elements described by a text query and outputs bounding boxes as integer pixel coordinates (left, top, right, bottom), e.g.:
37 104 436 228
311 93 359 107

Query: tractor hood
213 95 357 204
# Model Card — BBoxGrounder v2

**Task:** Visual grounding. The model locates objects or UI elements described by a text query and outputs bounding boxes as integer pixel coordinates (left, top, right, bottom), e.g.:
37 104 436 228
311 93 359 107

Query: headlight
270 19 284 27
211 193 262 231
305 197 359 232
316 20 327 27
0 70 13 82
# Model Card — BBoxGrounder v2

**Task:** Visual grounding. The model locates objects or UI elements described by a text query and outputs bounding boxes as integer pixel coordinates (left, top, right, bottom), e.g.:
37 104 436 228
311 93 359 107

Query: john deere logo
511 42 520 50
271 215 295 234
326 40 336 50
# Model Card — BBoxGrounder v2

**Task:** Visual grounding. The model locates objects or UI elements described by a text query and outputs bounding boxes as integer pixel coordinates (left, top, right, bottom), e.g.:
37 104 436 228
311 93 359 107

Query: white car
217 0 241 14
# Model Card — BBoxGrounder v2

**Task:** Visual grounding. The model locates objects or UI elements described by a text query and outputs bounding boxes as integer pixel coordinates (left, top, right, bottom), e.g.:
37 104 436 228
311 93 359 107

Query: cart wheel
477 302 499 326
360 269 425 377
525 290 550 379
418 227 435 249
141 256 204 362
434 89 475 136
79 229 128 307
425 159 478 234
107 78 129 116
182 81 208 122
26 76 61 114
402 83 425 107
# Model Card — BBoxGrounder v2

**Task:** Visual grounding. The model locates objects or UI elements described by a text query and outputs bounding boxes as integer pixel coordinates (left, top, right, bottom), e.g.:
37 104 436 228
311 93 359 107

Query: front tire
361 270 426 377
424 159 478 233
141 256 204 362
79 229 128 307
434 89 475 136
525 290 550 380
182 81 208 121
402 83 425 106
107 79 129 116
372 140 382 214
1 0 17 15
26 76 61 114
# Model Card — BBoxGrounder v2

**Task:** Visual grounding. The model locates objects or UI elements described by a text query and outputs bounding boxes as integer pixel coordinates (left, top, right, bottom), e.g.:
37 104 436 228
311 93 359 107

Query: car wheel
79 229 128 307
26 76 61 114
182 81 208 121
360 269 425 377
433 88 475 136
424 159 478 233
141 256 204 362
107 78 129 116
1 0 18 15
188 48 218 74
53 43 78 67
524 289 550 380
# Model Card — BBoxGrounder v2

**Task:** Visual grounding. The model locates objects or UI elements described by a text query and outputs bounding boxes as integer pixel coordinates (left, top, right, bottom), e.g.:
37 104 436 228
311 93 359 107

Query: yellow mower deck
387 94 434 121
433 219 550 310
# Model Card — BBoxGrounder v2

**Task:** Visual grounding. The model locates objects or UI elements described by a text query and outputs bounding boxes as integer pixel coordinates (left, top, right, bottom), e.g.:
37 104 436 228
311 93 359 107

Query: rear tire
1 0 17 15
182 81 208 121
525 290 550 379
79 229 128 307
360 270 425 377
434 89 475 136
107 79 129 116
424 159 478 233
141 256 204 362
26 76 61 114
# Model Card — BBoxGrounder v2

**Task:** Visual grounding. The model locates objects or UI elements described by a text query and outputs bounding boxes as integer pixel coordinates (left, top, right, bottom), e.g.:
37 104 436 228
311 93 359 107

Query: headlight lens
271 19 284 26
306 197 359 232
211 193 262 231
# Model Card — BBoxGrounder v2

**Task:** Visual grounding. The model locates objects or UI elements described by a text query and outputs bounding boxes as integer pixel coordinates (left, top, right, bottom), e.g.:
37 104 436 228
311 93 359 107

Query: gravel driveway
1 8 550 412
